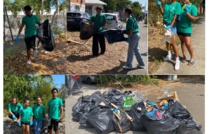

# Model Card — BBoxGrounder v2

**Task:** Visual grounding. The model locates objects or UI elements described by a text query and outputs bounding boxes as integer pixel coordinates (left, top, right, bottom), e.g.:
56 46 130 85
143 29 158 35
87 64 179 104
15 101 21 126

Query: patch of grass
4 47 15 57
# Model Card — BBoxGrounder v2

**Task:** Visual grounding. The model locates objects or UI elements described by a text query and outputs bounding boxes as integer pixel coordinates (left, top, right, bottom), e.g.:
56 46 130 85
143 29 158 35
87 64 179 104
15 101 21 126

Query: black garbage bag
90 91 108 106
129 102 147 131
167 100 191 119
87 107 115 134
103 30 127 44
72 95 91 121
102 89 124 107
142 112 179 134
80 22 96 40
112 112 131 133
176 118 202 134
38 19 56 51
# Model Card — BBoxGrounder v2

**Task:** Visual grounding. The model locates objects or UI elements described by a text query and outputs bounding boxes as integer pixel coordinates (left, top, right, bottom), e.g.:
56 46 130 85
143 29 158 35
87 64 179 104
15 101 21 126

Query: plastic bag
176 118 202 134
103 30 127 44
80 22 96 40
87 107 114 134
112 112 131 133
102 89 124 107
129 102 147 131
90 91 108 106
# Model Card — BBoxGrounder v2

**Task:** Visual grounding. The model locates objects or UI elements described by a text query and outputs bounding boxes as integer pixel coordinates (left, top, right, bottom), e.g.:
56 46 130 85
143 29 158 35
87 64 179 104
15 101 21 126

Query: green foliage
116 0 132 11
101 0 117 12
4 75 65 113
131 2 143 18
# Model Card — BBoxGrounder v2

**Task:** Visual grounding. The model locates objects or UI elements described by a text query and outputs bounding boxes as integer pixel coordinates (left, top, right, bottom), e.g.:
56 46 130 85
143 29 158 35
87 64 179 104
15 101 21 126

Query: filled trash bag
142 112 179 134
129 102 147 131
112 112 131 133
103 30 127 44
167 100 191 119
102 89 124 107
87 107 115 134
176 118 202 134
90 91 108 106
38 19 56 51
80 22 96 40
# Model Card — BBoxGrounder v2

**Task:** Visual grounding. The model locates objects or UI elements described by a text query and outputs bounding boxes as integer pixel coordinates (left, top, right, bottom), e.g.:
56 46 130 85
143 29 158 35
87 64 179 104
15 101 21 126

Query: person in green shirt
33 97 46 134
16 5 41 64
157 0 181 70
90 6 107 56
47 88 64 134
123 8 145 69
8 97 23 121
177 0 197 66
17 98 33 134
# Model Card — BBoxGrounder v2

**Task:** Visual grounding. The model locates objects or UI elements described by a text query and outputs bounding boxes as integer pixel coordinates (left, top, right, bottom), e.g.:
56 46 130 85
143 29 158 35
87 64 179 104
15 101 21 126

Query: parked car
81 75 98 85
67 12 91 31
103 13 123 30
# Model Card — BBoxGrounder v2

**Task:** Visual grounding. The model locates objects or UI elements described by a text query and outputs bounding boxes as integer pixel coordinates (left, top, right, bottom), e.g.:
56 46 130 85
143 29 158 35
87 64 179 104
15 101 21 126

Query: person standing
157 0 181 70
8 97 23 121
17 98 34 134
202 0 205 16
33 97 46 134
123 8 145 69
16 5 41 64
177 0 198 66
47 88 64 134
90 7 107 56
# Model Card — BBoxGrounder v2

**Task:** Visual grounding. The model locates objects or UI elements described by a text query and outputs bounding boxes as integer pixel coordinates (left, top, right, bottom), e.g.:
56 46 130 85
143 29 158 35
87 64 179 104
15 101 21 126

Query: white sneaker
33 50 37 57
123 65 133 70
164 55 172 61
175 60 180 70
27 60 31 64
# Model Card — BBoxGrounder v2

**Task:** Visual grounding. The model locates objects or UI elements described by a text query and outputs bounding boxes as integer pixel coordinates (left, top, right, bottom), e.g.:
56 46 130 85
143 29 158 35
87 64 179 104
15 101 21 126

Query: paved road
65 80 204 134
155 17 205 75
126 21 148 75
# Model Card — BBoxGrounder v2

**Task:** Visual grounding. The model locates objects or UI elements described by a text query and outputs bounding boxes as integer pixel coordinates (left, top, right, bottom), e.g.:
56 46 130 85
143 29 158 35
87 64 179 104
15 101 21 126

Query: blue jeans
34 120 43 134
126 32 145 67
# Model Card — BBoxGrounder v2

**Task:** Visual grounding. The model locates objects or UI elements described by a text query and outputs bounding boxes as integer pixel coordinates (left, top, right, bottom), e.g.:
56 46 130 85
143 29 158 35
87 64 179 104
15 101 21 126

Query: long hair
11 97 18 105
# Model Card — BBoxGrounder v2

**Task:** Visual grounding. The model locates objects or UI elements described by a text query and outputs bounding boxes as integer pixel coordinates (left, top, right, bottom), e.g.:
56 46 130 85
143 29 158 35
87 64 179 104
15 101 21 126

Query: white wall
69 2 85 12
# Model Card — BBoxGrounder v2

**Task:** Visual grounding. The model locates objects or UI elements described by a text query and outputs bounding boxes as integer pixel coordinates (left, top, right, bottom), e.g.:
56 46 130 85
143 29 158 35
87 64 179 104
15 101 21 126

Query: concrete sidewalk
155 17 205 75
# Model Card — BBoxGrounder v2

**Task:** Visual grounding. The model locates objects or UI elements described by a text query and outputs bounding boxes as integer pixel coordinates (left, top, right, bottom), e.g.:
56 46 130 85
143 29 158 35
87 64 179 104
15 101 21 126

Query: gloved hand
12 114 17 119
57 118 63 122
17 121 21 126
30 121 33 126
165 25 172 30
157 0 162 7
98 27 103 32
184 5 191 13
15 36 20 42
126 38 130 43
19 106 23 111
35 46 38 50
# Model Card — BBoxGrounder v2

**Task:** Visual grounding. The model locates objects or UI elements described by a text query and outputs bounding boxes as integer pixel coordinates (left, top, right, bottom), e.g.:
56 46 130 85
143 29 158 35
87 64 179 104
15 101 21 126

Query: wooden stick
113 112 121 120
111 103 133 121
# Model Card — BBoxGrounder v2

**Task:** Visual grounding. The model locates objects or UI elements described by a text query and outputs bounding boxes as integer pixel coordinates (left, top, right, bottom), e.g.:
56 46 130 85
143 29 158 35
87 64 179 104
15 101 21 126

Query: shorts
177 32 191 37
24 36 36 50
170 26 177 35
8 113 20 119
21 122 30 125
48 119 59 131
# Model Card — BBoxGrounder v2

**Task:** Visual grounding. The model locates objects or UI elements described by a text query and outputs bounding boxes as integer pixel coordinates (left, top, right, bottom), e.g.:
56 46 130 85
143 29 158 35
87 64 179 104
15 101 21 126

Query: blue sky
52 75 65 88
131 0 147 7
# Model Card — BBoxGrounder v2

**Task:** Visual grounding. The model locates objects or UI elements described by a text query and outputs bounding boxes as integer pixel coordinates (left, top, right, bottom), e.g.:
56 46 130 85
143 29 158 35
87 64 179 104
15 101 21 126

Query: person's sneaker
164 55 172 61
33 50 37 57
175 60 180 70
123 65 133 70
137 64 145 69
27 60 31 64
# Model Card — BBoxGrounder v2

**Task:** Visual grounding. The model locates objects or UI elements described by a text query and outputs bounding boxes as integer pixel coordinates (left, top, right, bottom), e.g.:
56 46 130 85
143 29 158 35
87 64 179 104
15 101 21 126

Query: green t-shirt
20 107 33 123
177 4 198 33
48 97 63 120
22 15 40 38
90 14 107 34
126 17 139 34
8 103 22 113
163 2 181 25
33 104 46 121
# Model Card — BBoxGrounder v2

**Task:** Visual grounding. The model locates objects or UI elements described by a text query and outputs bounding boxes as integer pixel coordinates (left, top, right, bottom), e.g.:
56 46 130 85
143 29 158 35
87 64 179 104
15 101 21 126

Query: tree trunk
51 0 58 26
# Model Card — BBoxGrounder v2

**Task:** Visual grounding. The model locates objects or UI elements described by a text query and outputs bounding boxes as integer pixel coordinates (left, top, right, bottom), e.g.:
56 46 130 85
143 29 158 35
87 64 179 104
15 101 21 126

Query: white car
103 13 123 30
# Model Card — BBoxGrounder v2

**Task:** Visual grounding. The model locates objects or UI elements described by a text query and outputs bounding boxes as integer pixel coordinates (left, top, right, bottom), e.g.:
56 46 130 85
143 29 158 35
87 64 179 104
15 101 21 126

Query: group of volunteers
8 88 64 134
157 0 199 70
90 7 145 70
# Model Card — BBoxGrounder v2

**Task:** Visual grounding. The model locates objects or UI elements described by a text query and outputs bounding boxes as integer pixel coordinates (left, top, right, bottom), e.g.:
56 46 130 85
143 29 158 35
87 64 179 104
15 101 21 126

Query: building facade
68 0 86 12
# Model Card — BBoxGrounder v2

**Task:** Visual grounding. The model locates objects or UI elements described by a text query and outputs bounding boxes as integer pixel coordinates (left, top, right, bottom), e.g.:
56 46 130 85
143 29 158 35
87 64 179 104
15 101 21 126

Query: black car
67 12 91 31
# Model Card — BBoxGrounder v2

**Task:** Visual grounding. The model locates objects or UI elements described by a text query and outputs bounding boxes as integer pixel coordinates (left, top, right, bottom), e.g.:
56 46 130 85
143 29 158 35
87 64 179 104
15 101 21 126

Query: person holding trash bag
47 88 64 134
157 0 181 70
177 0 197 66
17 98 34 134
33 97 46 134
8 97 23 121
16 5 41 64
123 8 145 70
90 7 107 56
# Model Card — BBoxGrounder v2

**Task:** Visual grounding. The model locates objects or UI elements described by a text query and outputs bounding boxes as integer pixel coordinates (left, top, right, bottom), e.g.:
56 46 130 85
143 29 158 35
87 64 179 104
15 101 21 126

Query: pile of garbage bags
72 89 202 134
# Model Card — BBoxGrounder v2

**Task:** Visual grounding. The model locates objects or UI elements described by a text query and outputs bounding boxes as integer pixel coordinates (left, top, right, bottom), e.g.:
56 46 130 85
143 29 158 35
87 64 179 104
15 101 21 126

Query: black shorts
177 32 191 37
8 113 20 119
48 119 59 131
24 36 36 50
21 122 30 125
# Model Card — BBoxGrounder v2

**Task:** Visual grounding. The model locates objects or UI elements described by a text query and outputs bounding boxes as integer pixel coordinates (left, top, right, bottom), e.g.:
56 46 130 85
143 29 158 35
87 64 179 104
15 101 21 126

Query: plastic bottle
160 88 169 98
